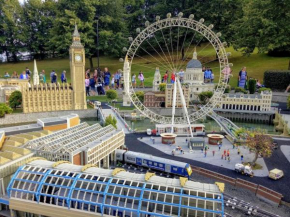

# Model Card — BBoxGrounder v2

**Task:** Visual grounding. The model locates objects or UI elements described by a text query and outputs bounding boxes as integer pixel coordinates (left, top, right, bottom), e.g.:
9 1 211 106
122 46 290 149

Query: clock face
75 54 82 62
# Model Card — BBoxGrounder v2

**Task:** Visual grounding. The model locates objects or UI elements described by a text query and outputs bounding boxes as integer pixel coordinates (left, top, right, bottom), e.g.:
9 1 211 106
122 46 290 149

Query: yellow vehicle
269 168 284 180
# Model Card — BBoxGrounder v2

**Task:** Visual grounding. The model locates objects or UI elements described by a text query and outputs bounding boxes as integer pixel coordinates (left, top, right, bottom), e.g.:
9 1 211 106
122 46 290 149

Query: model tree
245 130 274 166
106 90 117 102
9 90 22 110
105 114 117 129
134 91 144 103
0 103 13 117
159 83 166 92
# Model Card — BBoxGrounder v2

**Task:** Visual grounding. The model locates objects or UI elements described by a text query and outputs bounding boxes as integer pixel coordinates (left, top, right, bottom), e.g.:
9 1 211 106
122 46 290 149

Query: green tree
159 83 166 92
198 91 213 104
22 0 56 59
134 91 144 102
245 130 274 166
9 91 22 110
0 0 25 62
287 95 290 109
0 103 13 117
105 114 117 129
230 0 290 55
106 89 118 101
248 79 256 94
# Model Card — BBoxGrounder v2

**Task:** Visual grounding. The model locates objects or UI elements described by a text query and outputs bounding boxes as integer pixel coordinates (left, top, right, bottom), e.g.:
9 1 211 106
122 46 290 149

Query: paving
125 133 290 202
281 145 290 163
140 136 269 177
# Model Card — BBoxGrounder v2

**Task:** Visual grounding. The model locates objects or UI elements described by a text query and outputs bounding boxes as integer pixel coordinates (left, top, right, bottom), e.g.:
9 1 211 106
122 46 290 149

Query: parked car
269 169 284 180
235 163 254 177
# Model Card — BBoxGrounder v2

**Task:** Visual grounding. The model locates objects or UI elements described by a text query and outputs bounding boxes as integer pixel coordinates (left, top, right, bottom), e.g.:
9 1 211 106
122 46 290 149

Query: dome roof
186 59 202 69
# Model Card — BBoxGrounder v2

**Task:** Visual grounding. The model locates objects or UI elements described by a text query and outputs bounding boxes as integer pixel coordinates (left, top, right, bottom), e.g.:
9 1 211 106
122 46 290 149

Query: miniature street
138 136 269 177
125 133 290 202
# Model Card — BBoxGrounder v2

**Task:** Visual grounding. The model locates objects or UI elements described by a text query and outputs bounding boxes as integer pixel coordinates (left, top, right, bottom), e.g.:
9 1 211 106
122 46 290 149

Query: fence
192 166 283 206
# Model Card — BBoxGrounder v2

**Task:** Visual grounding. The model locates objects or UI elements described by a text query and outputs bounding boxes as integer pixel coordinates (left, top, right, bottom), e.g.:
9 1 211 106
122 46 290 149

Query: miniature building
143 91 165 107
22 123 125 167
33 59 39 86
6 159 224 217
123 56 131 106
207 134 224 145
188 137 205 150
21 25 87 113
165 83 190 108
217 91 272 112
152 67 161 91
0 79 28 103
183 50 214 101
156 124 205 136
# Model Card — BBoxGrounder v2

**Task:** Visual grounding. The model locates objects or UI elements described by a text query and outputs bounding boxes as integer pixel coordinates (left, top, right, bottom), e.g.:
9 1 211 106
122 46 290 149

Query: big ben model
69 24 87 110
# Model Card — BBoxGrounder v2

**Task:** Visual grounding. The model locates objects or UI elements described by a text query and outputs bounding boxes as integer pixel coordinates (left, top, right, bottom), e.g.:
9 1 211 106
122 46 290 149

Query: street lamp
95 12 100 70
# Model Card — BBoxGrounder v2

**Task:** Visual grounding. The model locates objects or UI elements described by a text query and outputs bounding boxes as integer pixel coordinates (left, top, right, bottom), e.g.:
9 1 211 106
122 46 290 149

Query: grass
0 43 289 89
243 162 263 170
11 108 23 114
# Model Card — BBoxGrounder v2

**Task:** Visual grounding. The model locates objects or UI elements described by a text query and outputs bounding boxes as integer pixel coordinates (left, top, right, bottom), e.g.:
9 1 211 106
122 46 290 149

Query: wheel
123 13 229 124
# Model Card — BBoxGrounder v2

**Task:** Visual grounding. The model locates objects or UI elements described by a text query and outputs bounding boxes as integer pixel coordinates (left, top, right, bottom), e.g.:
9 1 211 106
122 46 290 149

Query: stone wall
0 109 97 126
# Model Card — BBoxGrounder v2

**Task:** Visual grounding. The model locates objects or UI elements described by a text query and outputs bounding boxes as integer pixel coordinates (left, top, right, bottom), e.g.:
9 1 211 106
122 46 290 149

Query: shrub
248 79 256 94
198 91 213 104
106 89 118 101
135 91 144 102
9 90 22 110
159 83 166 92
235 87 248 94
258 87 271 93
224 85 231 93
263 70 290 91
105 114 117 129
0 103 13 117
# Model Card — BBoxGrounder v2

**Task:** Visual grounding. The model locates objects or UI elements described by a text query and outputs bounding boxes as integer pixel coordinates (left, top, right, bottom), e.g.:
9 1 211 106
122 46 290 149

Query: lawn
0 43 289 89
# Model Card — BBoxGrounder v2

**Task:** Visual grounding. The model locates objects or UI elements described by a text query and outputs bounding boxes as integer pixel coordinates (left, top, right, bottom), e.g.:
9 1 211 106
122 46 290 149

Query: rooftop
7 161 223 217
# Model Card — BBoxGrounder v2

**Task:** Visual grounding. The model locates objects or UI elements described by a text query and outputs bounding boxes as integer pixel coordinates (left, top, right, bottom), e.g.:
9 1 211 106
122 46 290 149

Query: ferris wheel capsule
199 18 205 23
167 13 172 18
145 21 150 27
189 14 194 19
136 28 140 33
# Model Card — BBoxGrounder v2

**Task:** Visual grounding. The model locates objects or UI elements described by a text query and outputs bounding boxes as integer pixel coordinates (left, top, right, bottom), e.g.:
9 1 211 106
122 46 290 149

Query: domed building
184 49 215 101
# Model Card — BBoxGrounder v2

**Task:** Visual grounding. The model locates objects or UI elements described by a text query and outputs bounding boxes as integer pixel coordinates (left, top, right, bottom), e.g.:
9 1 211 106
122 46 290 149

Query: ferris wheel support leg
171 78 177 134
177 78 193 138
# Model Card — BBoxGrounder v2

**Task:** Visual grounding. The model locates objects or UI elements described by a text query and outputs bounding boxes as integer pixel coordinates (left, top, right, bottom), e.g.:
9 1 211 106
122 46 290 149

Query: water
123 118 278 134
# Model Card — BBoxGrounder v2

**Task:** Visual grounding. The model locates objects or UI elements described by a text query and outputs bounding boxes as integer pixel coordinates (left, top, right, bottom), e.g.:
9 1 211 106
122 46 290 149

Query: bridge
208 110 240 142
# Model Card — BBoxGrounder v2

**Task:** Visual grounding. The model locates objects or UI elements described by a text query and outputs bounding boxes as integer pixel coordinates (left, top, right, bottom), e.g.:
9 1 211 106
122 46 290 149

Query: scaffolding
8 163 224 217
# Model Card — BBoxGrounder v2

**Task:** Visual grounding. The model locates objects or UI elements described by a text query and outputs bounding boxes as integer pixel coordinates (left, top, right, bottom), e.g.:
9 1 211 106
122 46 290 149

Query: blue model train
116 149 192 178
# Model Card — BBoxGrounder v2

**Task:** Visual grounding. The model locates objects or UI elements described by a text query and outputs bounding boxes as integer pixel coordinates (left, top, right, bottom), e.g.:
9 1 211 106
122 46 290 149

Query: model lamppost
95 13 100 70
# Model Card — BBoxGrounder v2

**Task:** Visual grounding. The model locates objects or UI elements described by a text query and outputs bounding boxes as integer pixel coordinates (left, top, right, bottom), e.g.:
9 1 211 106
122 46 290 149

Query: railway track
115 165 282 217
223 193 281 217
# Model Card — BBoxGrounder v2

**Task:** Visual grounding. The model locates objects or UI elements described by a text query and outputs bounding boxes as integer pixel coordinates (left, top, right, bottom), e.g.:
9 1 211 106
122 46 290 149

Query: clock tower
69 24 87 110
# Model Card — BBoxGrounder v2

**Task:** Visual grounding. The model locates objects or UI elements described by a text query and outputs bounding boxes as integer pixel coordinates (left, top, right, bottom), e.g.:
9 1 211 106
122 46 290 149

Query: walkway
102 108 130 134
125 133 290 202
208 111 240 141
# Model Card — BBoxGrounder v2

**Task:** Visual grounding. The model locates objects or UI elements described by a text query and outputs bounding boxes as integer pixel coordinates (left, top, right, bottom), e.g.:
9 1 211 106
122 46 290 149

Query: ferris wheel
123 12 230 126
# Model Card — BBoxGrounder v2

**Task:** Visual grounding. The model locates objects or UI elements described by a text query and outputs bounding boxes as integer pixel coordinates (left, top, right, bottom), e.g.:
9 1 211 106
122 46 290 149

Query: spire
73 23 80 37
193 47 197 60
33 59 39 86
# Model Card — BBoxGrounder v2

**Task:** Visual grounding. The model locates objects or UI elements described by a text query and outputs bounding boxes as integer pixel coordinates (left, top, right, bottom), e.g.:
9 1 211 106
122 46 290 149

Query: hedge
248 79 256 94
263 70 290 91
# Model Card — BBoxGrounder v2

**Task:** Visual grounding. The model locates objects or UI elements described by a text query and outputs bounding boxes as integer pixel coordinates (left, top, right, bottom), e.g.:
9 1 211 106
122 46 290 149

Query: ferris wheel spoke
160 28 175 72
145 37 174 72
133 53 168 72
176 23 180 72
169 24 176 70
153 33 175 72
175 27 190 71
138 45 171 72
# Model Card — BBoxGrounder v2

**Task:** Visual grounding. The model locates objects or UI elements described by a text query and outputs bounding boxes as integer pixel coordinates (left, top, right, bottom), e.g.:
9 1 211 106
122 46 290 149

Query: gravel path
125 133 290 203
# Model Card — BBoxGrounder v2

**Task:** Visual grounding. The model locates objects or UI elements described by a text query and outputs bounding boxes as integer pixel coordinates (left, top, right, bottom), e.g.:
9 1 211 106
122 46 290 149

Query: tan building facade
0 79 29 103
216 91 272 111
22 25 87 113
165 84 190 108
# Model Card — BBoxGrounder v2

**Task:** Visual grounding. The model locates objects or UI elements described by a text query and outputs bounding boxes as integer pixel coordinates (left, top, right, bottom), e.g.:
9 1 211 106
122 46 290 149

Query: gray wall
0 109 97 126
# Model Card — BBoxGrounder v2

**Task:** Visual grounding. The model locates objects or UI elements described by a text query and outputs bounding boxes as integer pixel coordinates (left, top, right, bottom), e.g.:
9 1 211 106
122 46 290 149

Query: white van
94 101 101 107
147 129 152 135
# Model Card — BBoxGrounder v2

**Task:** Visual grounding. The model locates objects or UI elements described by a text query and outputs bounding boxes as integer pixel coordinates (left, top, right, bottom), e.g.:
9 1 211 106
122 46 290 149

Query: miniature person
180 149 182 154
228 156 230 162
223 150 226 156
227 149 230 157
218 144 221 151
204 150 207 157
221 154 224 160
237 147 240 155
212 150 215 156
241 154 244 162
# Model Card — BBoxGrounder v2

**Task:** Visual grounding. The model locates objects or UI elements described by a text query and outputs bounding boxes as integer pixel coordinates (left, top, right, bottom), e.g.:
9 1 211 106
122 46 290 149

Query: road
125 133 290 202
